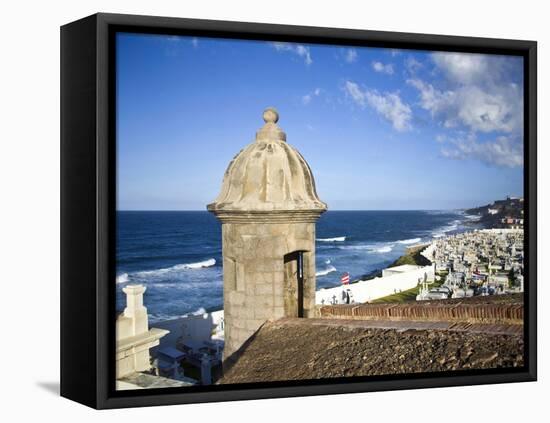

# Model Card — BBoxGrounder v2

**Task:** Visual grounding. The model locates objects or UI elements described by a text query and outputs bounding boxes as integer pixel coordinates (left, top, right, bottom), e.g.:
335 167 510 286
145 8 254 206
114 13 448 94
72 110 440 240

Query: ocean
116 210 479 322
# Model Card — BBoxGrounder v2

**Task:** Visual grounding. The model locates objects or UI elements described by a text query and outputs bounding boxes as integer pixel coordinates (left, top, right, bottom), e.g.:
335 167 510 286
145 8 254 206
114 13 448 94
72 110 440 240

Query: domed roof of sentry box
207 108 327 219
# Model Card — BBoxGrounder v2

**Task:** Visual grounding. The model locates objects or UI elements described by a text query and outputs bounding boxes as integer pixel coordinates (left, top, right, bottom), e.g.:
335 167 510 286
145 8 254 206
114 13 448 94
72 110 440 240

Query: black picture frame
60 12 537 409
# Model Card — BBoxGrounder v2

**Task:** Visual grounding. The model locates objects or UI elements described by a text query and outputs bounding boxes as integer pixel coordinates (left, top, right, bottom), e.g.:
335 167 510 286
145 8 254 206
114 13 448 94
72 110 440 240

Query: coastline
320 210 484 291
148 216 523 365
119 209 485 321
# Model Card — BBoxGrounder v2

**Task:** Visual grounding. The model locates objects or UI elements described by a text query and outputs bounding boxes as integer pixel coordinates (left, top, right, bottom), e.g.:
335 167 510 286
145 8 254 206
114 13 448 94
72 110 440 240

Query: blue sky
117 33 524 211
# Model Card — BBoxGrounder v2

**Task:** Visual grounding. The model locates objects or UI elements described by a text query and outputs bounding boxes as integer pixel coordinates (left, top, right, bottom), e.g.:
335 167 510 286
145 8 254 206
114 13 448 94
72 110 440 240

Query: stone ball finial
263 107 279 124
255 107 286 142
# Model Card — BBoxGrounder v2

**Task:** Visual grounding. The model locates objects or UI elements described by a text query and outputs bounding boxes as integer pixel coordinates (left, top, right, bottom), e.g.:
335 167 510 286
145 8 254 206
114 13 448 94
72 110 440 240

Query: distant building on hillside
501 216 524 229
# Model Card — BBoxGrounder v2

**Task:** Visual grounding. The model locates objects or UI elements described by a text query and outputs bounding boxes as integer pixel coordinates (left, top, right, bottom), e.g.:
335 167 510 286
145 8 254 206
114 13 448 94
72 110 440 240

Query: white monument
116 284 169 379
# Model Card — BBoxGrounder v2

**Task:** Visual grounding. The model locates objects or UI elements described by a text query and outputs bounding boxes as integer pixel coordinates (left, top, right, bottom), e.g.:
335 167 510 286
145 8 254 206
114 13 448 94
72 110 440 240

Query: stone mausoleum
208 108 327 359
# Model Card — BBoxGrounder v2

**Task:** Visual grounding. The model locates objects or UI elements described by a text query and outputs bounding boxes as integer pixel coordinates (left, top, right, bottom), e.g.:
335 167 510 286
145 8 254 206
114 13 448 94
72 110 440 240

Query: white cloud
456 85 522 133
432 52 490 85
365 91 412 131
405 57 423 74
406 52 523 148
343 52 523 168
407 78 523 133
408 52 524 169
440 133 523 168
271 42 312 65
344 81 367 107
344 49 358 63
372 61 394 75
344 81 412 131
191 38 199 48
407 79 456 120
302 88 322 105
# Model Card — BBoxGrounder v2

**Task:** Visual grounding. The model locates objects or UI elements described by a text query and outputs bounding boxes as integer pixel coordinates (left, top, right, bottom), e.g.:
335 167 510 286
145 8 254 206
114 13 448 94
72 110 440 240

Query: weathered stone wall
222 220 317 358
318 300 524 324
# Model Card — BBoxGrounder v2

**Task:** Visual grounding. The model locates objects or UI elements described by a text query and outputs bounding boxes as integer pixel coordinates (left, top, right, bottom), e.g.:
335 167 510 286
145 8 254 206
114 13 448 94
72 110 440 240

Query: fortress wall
315 264 435 305
319 301 524 323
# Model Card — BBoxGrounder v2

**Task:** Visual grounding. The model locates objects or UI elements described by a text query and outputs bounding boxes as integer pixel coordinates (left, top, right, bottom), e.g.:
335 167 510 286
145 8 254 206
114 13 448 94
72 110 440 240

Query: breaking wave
179 258 216 269
397 237 421 245
134 258 216 277
431 220 460 238
149 307 208 324
317 236 346 242
116 273 130 284
316 265 337 277
372 245 393 253
338 243 393 253
189 307 207 316
464 214 481 221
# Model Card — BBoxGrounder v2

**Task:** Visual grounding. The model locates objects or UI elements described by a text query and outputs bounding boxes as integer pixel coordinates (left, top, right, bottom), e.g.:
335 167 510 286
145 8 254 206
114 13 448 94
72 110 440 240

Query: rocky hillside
465 196 523 229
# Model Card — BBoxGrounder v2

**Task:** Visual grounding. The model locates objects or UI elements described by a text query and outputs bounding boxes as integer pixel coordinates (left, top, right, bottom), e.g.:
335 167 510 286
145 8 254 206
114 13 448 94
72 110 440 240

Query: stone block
254 306 273 320
245 319 263 332
254 283 273 296
228 291 246 306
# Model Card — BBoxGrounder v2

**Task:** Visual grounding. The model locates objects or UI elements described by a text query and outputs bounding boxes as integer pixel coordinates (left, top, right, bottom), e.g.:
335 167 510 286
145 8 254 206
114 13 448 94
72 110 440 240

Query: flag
341 272 350 285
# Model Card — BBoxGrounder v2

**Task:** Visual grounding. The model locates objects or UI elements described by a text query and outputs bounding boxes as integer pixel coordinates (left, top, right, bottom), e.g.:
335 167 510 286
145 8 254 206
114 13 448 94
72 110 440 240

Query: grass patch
387 244 432 268
371 277 445 304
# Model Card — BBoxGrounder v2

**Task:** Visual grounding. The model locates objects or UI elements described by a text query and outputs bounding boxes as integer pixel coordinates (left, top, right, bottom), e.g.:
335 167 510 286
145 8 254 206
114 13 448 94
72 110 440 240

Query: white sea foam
338 243 392 252
431 221 459 238
397 237 421 245
425 210 448 215
316 265 337 277
135 258 216 277
149 307 209 323
464 214 481 221
176 258 216 270
341 243 395 253
325 259 331 264
338 245 370 251
316 236 346 242
372 245 393 253
116 273 129 284
151 278 222 289
189 307 207 316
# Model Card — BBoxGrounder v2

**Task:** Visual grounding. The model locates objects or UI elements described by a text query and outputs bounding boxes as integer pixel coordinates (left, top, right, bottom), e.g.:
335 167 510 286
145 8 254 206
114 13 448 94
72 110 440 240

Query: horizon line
116 208 468 212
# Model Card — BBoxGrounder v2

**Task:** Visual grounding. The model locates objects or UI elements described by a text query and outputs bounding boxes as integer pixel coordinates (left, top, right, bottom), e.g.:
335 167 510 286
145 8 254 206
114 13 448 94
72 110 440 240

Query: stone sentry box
208 108 327 359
